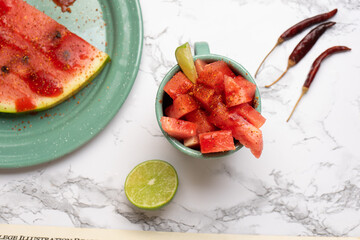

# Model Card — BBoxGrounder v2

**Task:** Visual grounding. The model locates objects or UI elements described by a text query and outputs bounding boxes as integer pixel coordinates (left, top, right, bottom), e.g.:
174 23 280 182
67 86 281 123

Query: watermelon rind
0 52 110 114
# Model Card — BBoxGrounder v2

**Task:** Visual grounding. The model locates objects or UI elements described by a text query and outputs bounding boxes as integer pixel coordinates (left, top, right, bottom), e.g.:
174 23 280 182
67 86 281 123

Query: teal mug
155 42 262 158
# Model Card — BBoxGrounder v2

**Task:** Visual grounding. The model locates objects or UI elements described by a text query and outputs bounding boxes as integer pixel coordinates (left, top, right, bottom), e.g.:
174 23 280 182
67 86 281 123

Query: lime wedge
175 42 198 83
125 160 178 210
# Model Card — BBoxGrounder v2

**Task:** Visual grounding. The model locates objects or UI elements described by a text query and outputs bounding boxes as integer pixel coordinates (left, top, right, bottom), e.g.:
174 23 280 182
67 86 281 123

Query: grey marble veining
1 0 360 237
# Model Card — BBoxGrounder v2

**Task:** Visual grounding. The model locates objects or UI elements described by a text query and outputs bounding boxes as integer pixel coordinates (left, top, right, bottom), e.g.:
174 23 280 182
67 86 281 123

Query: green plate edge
0 0 143 168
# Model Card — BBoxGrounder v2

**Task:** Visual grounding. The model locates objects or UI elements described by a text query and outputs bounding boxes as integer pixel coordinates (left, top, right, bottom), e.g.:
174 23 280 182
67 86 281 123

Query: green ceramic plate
0 0 143 168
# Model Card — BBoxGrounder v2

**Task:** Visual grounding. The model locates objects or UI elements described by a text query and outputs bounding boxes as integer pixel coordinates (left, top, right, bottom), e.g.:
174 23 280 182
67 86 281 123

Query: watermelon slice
0 0 110 113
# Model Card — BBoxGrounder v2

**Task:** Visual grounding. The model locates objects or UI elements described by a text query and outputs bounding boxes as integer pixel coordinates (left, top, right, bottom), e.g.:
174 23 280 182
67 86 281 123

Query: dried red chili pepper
254 9 337 77
265 21 336 88
286 46 351 122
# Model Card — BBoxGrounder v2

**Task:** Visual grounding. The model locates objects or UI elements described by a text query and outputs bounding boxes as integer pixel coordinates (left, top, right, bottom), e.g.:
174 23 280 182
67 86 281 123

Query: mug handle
194 42 210 56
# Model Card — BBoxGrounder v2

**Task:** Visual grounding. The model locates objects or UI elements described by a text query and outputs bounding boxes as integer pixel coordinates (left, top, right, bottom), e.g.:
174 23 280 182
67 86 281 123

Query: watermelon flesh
160 116 197 139
165 94 199 119
0 0 110 113
199 130 235 154
208 102 263 158
163 71 193 100
194 59 206 78
197 61 235 93
184 109 216 134
229 103 266 129
224 75 256 107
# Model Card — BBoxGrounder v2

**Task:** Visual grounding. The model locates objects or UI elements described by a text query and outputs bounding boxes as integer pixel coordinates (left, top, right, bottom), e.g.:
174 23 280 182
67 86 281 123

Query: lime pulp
125 160 178 210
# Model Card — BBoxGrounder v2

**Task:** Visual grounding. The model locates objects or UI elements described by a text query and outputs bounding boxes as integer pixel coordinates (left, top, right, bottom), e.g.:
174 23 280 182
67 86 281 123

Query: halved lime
175 42 198 83
125 160 178 210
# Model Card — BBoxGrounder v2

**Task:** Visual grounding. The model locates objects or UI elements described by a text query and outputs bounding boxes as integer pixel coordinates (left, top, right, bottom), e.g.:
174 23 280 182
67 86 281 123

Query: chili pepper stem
286 86 309 122
255 38 283 78
265 67 288 88
265 59 295 88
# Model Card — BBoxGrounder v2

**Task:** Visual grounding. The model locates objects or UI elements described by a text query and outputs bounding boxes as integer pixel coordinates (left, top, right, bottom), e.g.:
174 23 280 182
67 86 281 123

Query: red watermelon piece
229 112 263 158
208 102 263 158
163 71 193 100
195 59 206 78
207 101 232 130
197 61 235 92
160 116 197 139
184 109 216 149
199 130 236 154
230 103 266 128
234 75 257 101
185 109 216 134
192 83 215 110
165 94 198 119
224 75 256 107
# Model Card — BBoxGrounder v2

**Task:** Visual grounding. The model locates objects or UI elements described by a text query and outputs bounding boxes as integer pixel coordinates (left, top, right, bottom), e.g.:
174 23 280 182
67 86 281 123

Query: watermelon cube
195 59 207 79
230 103 266 128
192 84 216 110
197 61 235 92
163 71 194 100
185 109 216 134
234 75 256 101
160 116 197 139
207 101 232 130
199 130 236 154
208 103 263 158
224 75 256 107
165 94 198 119
228 112 263 158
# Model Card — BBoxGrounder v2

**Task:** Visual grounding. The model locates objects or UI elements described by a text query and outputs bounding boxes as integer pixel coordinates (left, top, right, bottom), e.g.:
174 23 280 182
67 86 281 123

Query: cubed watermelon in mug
157 54 265 158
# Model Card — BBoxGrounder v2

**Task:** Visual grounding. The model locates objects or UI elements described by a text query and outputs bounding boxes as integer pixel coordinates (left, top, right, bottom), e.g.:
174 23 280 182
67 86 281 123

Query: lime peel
175 42 198 83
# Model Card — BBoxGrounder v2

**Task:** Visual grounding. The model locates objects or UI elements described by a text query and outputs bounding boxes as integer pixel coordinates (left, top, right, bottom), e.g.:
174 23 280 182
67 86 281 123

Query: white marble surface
1 0 360 237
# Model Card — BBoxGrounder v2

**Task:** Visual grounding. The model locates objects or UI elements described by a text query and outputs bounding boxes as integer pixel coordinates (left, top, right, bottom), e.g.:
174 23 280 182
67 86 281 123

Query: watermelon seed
22 56 29 64
54 31 62 39
1 66 9 74
63 51 70 61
